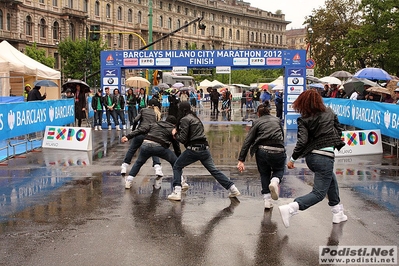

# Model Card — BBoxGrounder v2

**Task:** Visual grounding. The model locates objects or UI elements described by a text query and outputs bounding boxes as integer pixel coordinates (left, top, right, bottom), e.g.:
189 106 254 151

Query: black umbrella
34 80 59 87
330 70 353 79
62 79 90 93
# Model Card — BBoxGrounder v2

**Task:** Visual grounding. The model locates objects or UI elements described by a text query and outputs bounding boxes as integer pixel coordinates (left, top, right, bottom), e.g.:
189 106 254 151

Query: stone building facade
0 0 289 73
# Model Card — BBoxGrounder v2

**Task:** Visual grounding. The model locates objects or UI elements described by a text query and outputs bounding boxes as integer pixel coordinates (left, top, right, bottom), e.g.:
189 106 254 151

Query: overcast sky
246 0 326 29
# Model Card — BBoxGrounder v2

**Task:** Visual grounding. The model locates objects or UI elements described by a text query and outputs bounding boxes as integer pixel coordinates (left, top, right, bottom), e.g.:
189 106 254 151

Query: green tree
25 42 55 68
306 0 361 76
58 38 107 86
345 0 399 76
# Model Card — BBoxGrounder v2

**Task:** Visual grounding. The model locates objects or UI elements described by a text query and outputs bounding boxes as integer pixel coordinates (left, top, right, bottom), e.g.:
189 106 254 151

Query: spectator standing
210 88 220 113
126 88 138 130
27 85 46 101
112 88 126 130
24 84 31 101
74 84 87 127
91 89 104 130
103 87 118 130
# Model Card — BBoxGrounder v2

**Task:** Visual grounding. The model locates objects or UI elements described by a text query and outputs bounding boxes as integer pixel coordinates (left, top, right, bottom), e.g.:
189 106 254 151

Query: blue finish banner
0 99 75 139
101 49 306 69
323 98 399 139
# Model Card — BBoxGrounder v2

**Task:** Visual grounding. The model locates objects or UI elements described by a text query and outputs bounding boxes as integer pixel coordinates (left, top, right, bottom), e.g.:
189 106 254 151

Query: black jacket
175 113 208 147
127 120 181 156
129 107 158 132
291 107 345 160
91 94 103 111
238 115 285 162
126 94 137 107
112 94 125 110
27 88 46 101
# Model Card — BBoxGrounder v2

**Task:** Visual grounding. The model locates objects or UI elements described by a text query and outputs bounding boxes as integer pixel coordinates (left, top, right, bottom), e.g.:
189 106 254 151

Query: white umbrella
125 76 150 88
172 82 184 88
319 76 342 85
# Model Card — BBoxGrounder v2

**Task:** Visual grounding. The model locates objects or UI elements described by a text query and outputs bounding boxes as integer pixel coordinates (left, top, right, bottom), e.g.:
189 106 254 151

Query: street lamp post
308 15 313 59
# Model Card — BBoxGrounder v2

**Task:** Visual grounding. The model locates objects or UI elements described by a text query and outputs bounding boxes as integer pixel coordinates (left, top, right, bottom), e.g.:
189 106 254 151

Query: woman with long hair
168 102 240 201
237 101 286 209
278 89 347 228
126 88 138 129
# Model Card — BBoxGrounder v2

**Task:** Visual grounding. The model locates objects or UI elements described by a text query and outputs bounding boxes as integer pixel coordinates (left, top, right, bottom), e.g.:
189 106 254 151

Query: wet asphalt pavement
0 104 398 266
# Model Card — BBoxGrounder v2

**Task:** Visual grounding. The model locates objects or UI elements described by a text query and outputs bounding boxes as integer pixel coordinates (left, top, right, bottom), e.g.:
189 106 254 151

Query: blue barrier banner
0 99 75 139
0 96 24 103
323 98 399 139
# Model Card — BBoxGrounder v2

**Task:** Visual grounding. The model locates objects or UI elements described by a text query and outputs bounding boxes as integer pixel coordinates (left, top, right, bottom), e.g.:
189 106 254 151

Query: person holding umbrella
27 85 46 101
74 84 87 127
91 89 104 130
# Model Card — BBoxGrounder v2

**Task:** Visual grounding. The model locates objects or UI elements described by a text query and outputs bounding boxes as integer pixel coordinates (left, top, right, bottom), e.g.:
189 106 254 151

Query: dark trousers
94 110 103 127
105 109 118 126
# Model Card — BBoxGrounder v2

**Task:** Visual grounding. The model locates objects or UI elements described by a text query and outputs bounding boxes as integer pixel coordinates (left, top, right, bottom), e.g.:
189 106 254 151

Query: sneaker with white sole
168 186 182 201
108 125 112 131
228 184 241 198
331 204 348 224
123 124 127 130
278 202 299 228
98 126 102 131
263 193 273 209
94 125 98 131
269 180 279 200
121 162 129 176
116 126 121 131
154 164 163 177
181 175 189 191
154 176 163 189
125 175 134 189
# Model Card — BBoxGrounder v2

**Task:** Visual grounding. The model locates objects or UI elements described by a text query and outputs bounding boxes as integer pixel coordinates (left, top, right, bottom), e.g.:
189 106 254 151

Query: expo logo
46 127 87 142
342 131 378 146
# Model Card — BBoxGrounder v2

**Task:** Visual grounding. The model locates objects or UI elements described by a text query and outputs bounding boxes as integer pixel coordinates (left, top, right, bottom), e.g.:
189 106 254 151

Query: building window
185 8 188 15
68 0 73 8
83 0 88 12
177 19 180 29
39 0 44 3
167 18 172 29
236 18 240 25
210 26 214 36
118 7 122 20
106 4 111 18
137 0 141 4
53 21 59 39
177 41 181 50
138 11 142 23
95 1 100 16
159 16 163 27
209 13 214 21
53 0 58 6
6 13 11 31
169 40 172 49
128 9 133 22
159 1 163 9
168 3 171 11
192 23 196 34
184 21 188 32
236 30 240 40
177 6 181 13
228 28 232 39
69 23 75 40
26 16 32 36
40 18 46 38
0 10 3 30
193 10 197 17
221 28 224 38
118 33 123 48
185 42 188 50
128 34 133 49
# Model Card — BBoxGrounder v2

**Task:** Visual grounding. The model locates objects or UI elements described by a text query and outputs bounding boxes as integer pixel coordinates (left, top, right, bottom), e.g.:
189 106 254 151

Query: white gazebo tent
0 40 61 98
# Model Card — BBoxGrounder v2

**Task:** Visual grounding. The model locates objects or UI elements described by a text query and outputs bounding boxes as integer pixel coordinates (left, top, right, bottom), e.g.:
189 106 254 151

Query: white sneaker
269 179 279 200
94 125 98 131
123 124 127 129
125 175 134 189
108 125 112 131
331 204 348 224
263 194 273 209
168 186 182 201
278 202 299 228
121 162 129 176
98 125 102 131
228 184 241 198
116 126 121 131
154 176 163 189
154 164 163 177
181 175 189 191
